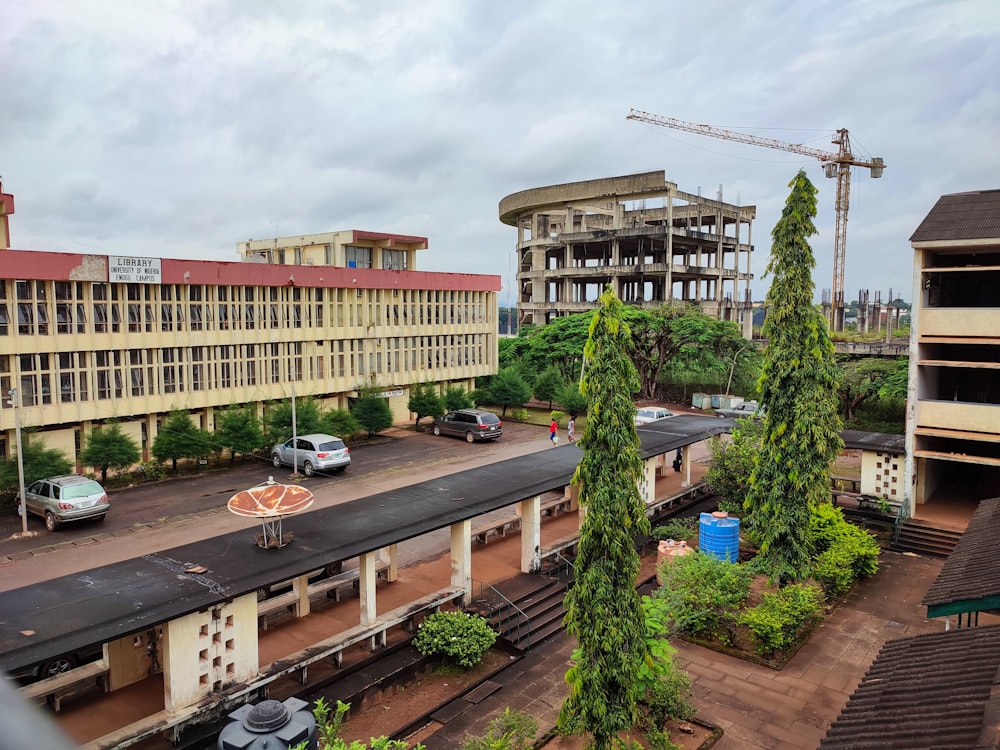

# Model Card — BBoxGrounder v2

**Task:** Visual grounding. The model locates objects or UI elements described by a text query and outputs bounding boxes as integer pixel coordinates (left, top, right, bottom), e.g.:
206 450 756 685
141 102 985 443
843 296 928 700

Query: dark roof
923 497 1000 618
841 430 905 455
910 189 1000 243
819 624 1000 750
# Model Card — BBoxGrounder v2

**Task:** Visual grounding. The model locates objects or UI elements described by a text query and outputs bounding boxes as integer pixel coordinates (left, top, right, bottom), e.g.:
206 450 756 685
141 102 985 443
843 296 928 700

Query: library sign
108 256 162 284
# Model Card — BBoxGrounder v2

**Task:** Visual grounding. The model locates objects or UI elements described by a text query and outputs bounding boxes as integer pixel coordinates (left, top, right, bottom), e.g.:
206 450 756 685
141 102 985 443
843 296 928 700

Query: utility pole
7 388 27 534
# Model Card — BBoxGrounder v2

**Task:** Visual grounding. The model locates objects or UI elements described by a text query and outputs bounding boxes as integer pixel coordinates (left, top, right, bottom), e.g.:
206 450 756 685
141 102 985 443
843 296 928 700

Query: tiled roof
819 625 1000 750
923 497 1000 616
841 430 905 455
910 189 1000 243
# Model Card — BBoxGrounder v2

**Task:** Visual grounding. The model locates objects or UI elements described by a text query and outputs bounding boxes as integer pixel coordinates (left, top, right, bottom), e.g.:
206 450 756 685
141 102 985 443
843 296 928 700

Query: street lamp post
7 388 27 534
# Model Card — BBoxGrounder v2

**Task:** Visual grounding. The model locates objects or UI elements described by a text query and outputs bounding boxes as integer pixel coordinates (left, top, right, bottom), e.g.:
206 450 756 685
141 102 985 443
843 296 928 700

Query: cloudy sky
3 0 998 304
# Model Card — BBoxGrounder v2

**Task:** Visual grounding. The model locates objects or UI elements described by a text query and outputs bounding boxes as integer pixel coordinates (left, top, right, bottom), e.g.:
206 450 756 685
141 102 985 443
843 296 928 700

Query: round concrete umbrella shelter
227 478 315 549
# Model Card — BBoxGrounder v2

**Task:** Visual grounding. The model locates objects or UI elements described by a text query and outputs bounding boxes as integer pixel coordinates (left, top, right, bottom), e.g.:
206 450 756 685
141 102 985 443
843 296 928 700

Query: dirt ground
539 720 715 749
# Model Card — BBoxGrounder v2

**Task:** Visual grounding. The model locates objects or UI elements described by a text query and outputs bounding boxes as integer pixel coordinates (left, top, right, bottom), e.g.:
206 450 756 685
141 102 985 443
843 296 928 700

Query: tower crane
626 109 884 330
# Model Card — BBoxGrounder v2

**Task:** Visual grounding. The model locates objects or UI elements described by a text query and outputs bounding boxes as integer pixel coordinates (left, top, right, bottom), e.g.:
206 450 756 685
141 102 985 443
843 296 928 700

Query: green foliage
214 404 266 461
266 397 323 444
560 287 651 749
850 396 905 434
408 383 445 429
513 314 592 382
550 410 565 426
152 410 210 471
809 504 881 597
652 552 752 643
351 387 393 437
650 519 696 542
737 584 823 655
292 697 424 750
0 436 74 503
79 421 141 483
412 612 497 670
636 597 694 725
533 367 564 409
556 382 588 418
837 357 907 422
744 170 844 584
508 408 529 421
136 460 167 481
461 708 538 750
444 385 474 411
480 368 532 416
320 409 362 439
705 418 764 517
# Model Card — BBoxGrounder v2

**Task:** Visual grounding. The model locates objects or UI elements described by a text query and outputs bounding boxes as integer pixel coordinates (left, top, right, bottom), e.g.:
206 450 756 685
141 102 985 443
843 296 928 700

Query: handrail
552 552 576 586
469 579 532 652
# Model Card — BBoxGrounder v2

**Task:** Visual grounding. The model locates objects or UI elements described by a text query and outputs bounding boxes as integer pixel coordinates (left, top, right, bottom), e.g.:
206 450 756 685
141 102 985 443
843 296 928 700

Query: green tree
532 366 564 410
79 421 141 483
878 358 910 401
559 287 651 748
214 404 266 462
266 396 323 444
557 382 588 418
479 368 532 416
320 408 361 439
519 314 593 380
152 410 208 471
705 417 765 516
408 382 444 429
0 436 74 500
744 171 844 583
352 387 393 437
837 357 905 422
444 385 474 411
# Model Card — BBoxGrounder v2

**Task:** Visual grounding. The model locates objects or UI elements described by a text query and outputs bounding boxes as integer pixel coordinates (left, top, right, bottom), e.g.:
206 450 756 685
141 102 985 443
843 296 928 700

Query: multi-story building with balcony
498 171 755 334
0 215 501 467
905 189 1000 518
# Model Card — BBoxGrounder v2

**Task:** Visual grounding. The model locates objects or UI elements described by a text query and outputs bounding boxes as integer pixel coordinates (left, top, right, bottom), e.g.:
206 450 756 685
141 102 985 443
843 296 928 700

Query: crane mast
626 109 884 330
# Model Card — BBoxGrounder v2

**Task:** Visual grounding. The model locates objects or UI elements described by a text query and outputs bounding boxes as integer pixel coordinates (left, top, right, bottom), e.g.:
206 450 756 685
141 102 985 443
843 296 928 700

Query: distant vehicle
634 407 675 425
257 561 344 601
432 409 503 443
715 401 763 419
270 434 351 476
23 475 109 531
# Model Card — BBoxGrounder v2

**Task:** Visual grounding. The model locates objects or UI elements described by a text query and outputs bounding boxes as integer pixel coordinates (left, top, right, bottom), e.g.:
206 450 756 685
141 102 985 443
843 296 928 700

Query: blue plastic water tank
699 512 740 562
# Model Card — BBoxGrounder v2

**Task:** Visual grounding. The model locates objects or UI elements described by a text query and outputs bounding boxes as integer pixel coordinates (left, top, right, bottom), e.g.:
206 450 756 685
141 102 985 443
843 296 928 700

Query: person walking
567 416 576 442
549 417 559 445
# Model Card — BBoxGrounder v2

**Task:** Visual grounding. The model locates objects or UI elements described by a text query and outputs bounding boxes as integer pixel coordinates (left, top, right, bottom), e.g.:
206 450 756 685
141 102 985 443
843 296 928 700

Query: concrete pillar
359 551 378 626
519 495 541 574
291 573 310 617
381 544 398 582
681 445 692 488
450 519 472 604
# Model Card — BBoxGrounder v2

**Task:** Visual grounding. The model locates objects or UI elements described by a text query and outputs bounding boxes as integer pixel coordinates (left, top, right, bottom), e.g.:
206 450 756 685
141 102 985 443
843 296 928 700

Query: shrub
412 612 497 669
652 552 752 643
737 583 823 655
808 503 880 597
651 519 696 542
135 460 167 482
461 707 537 750
508 408 529 421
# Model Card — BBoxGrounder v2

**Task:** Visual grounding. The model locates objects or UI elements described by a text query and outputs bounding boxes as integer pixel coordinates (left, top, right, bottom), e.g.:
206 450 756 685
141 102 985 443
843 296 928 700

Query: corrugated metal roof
819 624 1000 749
910 189 1000 243
923 496 1000 612
841 429 905 455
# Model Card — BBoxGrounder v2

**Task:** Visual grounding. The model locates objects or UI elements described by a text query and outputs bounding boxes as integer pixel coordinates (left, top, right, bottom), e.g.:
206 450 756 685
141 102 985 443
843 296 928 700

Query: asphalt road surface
0 421 550 562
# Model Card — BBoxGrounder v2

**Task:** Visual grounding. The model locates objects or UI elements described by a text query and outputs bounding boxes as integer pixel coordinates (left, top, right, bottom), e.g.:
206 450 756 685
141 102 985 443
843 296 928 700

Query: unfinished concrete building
498 171 755 334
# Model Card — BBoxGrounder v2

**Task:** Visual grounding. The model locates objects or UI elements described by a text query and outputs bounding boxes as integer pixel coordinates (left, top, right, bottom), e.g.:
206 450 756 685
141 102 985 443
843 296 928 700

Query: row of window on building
0 334 490 407
0 281 490 335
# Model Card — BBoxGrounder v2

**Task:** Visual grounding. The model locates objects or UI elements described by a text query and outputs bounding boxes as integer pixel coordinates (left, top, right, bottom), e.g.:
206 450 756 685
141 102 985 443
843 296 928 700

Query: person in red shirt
549 418 558 445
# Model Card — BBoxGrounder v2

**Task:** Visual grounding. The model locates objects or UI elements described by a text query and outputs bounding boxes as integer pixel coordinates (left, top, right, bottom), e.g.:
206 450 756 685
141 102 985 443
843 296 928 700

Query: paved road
0 421 556 589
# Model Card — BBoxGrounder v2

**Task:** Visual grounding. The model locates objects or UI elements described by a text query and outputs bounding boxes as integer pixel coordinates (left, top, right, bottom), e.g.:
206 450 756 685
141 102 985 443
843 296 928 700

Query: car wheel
45 512 59 532
716 412 727 418
42 656 77 678
302 461 314 477
465 432 475 443
323 562 343 577
432 425 441 436
256 587 269 602
95 513 106 523
271 453 282 468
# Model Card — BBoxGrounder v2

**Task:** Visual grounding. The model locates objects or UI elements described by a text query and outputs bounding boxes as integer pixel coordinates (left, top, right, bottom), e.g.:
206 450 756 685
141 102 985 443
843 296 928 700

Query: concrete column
381 544 398 582
681 445 692 488
359 551 378 626
450 520 472 604
291 573 310 617
519 495 541 574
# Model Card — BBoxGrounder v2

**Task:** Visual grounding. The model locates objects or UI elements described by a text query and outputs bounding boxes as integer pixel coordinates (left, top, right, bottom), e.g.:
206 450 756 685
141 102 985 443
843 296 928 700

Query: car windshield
61 481 103 499
318 440 345 451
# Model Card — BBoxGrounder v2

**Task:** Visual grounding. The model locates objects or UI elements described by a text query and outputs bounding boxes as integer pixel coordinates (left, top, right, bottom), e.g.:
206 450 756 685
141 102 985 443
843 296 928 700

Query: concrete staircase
470 574 568 652
891 518 963 557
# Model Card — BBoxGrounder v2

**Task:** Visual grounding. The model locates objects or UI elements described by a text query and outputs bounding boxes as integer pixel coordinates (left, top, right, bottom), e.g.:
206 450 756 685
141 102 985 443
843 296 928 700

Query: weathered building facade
499 171 755 334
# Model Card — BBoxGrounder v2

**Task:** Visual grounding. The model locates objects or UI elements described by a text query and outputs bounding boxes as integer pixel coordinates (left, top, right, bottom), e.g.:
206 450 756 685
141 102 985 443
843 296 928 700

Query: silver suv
432 409 503 443
23 474 110 531
271 433 351 476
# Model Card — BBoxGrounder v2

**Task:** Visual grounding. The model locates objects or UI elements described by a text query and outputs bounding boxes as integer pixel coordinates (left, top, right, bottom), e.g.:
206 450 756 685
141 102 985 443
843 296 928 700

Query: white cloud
2 0 998 301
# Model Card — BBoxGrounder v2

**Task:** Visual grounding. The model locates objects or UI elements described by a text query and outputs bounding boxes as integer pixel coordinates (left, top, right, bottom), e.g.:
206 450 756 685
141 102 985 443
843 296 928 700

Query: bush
461 707 537 750
412 612 497 670
651 519 696 542
737 583 823 655
135 460 168 482
653 553 752 643
508 408 529 421
808 503 880 597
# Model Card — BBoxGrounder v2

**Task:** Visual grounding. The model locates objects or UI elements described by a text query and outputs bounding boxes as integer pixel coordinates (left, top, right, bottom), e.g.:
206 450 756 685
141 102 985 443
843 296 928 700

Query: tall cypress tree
745 170 843 583
559 286 650 748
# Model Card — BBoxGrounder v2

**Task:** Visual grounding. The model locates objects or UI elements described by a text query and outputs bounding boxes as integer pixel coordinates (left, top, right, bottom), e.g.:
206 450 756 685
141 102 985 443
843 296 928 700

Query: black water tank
218 697 317 749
